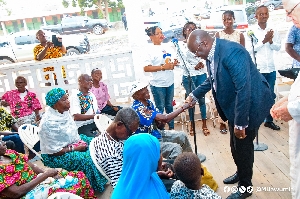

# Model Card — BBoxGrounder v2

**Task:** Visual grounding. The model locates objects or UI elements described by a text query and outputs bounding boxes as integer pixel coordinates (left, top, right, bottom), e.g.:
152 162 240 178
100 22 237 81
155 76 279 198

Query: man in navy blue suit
186 30 274 199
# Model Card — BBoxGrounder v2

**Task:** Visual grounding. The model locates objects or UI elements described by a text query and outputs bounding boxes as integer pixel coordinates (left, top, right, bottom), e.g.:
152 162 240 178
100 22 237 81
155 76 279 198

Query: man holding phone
245 5 281 131
34 30 66 61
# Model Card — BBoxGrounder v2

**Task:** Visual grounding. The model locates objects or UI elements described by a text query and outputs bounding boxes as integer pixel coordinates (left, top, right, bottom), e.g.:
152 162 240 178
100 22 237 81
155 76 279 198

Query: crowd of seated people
0 73 221 198
0 23 229 198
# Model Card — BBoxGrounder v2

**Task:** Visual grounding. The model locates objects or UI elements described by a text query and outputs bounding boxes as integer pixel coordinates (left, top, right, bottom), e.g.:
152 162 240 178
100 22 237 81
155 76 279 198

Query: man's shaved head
187 29 214 60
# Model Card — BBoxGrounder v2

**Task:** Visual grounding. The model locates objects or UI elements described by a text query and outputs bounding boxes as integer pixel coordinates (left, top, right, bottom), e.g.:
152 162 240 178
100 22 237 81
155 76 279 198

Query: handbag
278 68 300 80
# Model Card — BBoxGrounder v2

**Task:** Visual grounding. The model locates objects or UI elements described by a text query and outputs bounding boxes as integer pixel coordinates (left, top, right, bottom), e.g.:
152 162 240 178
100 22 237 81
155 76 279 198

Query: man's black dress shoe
226 190 252 199
264 122 280 130
223 172 239 184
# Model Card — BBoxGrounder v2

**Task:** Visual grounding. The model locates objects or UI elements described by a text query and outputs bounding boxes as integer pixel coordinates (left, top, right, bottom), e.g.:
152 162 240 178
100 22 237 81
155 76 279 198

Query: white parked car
0 30 90 65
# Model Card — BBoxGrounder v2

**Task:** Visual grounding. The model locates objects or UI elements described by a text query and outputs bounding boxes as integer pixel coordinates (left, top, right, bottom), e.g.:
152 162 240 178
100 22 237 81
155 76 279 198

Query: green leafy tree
62 0 124 18
0 0 11 16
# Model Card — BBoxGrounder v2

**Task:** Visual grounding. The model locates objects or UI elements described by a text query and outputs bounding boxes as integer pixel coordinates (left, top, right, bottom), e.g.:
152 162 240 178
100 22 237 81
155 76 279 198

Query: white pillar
23 19 28 31
122 0 149 81
1 22 7 35
43 17 47 26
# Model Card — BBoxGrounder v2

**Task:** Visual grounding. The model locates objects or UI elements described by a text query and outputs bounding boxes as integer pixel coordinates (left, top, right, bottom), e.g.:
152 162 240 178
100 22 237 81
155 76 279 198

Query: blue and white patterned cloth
25 176 79 199
131 99 162 139
170 180 221 199
286 25 300 68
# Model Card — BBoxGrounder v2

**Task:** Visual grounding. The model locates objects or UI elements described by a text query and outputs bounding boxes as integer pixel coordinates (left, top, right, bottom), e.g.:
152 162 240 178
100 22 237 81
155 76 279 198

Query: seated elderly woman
94 107 140 187
130 81 194 159
1 76 42 126
0 141 97 199
39 88 107 192
111 134 170 199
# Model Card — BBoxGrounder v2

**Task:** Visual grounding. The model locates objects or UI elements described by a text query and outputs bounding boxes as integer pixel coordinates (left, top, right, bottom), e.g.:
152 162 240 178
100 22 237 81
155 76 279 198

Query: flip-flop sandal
220 129 228 134
203 128 210 136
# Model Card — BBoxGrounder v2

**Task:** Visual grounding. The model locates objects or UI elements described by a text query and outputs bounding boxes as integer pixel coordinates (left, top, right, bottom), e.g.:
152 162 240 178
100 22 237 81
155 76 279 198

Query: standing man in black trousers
186 30 274 199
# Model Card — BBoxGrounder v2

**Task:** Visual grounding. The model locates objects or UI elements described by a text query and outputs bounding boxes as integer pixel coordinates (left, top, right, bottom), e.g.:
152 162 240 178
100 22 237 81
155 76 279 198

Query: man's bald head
187 29 214 60
78 74 93 91
283 0 300 28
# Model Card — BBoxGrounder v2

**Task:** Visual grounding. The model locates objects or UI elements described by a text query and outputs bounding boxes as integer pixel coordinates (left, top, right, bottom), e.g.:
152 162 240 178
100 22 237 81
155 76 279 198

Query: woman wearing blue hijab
111 133 170 199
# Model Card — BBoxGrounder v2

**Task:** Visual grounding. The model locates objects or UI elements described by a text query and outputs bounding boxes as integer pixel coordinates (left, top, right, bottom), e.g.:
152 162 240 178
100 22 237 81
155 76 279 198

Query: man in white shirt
246 5 281 131
69 74 99 137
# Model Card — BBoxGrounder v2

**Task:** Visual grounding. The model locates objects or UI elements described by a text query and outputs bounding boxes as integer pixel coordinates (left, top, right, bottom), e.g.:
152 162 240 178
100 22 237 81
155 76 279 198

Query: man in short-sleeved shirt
286 25 300 68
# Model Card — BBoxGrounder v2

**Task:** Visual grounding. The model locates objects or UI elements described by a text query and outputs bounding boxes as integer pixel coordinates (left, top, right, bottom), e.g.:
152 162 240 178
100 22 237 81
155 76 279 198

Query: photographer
34 30 66 61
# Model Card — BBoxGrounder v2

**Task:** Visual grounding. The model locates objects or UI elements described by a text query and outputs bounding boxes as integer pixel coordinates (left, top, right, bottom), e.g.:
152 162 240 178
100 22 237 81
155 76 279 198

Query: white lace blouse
39 107 81 154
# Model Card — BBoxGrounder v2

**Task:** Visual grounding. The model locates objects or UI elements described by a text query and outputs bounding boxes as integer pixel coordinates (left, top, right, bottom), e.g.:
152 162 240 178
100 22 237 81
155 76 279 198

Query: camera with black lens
52 35 62 47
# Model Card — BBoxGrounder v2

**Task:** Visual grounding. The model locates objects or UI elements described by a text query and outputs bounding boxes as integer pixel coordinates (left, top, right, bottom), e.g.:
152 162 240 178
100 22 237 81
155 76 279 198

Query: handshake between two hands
183 96 197 110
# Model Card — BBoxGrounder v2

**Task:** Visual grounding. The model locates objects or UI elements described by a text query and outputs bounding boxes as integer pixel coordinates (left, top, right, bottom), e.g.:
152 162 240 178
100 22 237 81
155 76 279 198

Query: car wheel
268 4 275 11
93 25 104 35
0 58 14 65
66 48 80 56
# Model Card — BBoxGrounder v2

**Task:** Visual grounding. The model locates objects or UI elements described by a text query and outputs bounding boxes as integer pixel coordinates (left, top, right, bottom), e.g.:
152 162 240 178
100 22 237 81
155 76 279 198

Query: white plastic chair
47 192 84 199
89 137 111 183
94 114 113 134
18 124 43 160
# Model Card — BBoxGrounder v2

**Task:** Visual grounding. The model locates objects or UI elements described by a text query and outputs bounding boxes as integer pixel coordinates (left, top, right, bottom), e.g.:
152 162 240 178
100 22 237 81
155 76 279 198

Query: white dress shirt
246 23 281 73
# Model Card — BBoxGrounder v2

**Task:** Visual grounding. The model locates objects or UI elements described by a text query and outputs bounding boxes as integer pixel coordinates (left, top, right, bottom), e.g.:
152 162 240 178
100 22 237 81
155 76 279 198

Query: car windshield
210 9 245 23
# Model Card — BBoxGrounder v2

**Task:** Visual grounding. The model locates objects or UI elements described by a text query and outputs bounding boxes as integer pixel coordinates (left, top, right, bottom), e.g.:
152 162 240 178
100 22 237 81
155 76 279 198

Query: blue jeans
2 134 25 153
261 71 276 122
182 74 207 121
150 84 174 129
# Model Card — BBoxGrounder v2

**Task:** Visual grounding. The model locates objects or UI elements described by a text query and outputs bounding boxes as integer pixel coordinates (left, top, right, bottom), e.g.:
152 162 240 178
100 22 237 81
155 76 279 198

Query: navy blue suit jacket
192 38 274 130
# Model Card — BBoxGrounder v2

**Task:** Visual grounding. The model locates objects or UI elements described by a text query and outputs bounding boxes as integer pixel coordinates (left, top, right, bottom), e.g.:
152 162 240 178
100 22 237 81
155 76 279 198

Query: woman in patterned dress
38 88 107 192
215 10 245 134
0 141 97 199
1 76 42 127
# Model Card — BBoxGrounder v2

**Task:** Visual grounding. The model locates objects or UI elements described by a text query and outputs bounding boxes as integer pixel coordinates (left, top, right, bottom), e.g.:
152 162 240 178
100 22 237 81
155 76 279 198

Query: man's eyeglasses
286 2 300 16
120 119 133 136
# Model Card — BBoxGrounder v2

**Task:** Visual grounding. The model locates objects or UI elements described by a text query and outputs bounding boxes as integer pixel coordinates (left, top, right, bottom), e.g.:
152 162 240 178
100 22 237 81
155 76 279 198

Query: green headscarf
45 88 66 107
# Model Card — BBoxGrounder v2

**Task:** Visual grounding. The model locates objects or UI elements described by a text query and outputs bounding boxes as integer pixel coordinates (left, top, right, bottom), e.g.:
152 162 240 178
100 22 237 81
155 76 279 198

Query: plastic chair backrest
18 124 42 160
94 114 113 134
47 192 84 199
89 137 111 183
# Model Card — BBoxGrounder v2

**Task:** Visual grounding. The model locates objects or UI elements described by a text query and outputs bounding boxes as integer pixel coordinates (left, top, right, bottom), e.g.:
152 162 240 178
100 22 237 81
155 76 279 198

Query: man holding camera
34 30 66 61
245 5 281 131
